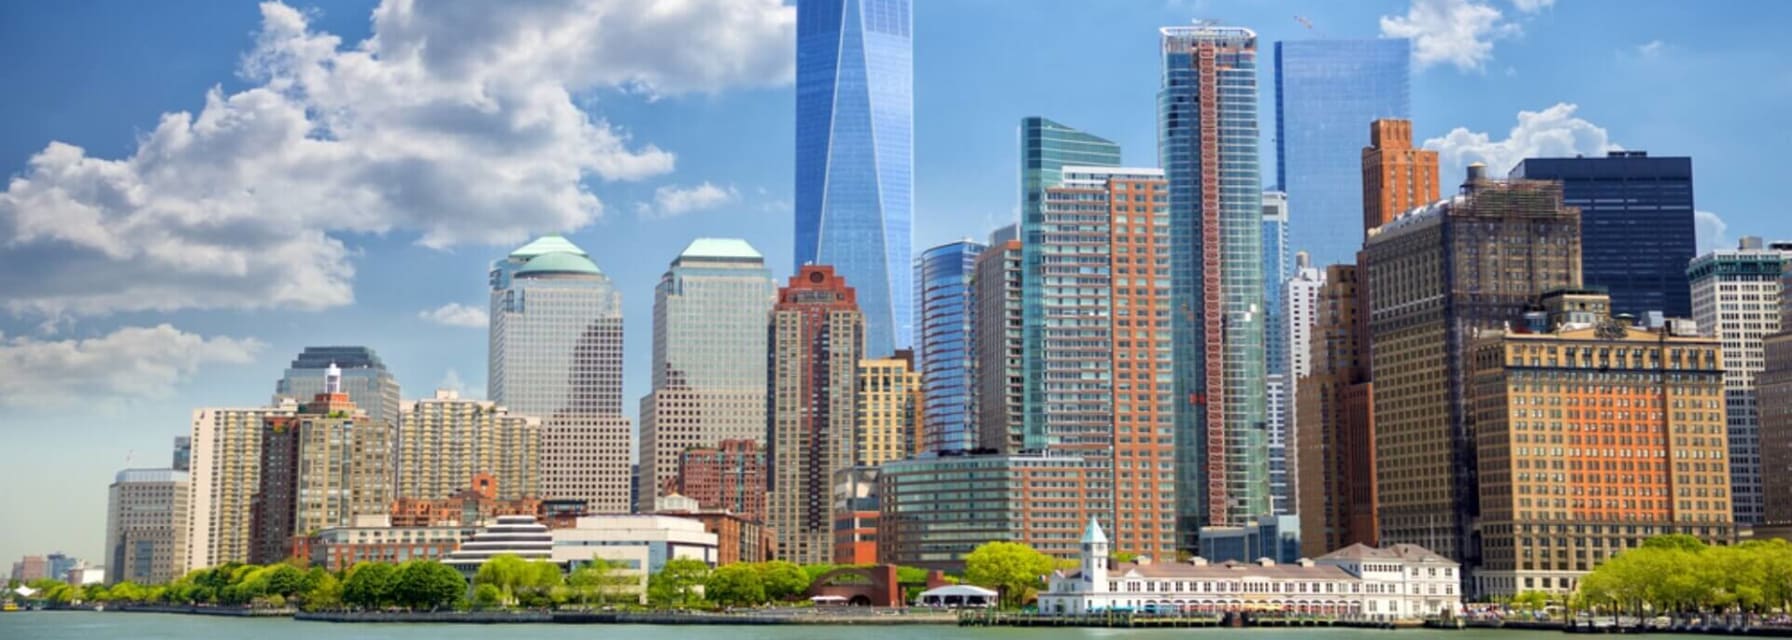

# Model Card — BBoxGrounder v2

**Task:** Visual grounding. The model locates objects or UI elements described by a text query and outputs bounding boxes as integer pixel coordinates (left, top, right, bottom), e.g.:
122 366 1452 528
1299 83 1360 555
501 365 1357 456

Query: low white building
443 515 552 577
1038 519 1462 621
550 515 718 603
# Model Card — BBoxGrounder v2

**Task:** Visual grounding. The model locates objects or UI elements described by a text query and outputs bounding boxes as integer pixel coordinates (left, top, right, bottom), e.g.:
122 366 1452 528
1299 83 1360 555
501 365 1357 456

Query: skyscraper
1262 191 1291 377
172 436 190 472
1272 254 1324 517
767 265 864 564
275 346 400 429
106 468 187 585
795 0 913 358
1274 39 1412 267
915 240 983 452
184 398 298 572
855 351 922 465
251 366 394 564
639 239 775 511
1361 119 1441 234
1511 151 1696 319
1759 261 1792 524
973 225 1025 453
1688 238 1790 526
489 235 630 513
398 389 542 502
1161 24 1268 534
1294 264 1375 559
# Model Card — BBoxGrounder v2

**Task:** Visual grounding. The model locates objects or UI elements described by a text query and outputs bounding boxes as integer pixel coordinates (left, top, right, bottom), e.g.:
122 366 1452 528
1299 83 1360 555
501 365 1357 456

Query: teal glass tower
916 239 985 452
795 0 913 357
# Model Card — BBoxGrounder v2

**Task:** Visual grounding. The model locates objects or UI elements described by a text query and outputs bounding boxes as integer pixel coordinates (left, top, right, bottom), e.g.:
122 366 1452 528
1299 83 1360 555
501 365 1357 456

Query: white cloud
0 0 793 318
1423 103 1621 178
1695 210 1730 254
1380 0 1520 72
1636 39 1666 58
1510 0 1554 13
636 182 739 219
418 302 487 328
0 324 263 408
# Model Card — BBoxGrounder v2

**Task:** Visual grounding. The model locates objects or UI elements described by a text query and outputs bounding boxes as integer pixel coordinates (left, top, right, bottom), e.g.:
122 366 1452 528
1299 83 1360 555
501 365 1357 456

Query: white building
550 515 719 603
1039 519 1460 621
184 398 298 572
443 515 552 577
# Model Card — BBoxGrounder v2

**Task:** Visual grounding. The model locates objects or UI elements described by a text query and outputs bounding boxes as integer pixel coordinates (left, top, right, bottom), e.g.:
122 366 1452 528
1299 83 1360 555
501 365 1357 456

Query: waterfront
0 612 1725 640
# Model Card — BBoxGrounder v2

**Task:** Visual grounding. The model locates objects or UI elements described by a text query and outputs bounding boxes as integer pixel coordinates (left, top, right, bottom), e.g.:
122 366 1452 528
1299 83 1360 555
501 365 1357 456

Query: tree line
1574 535 1792 616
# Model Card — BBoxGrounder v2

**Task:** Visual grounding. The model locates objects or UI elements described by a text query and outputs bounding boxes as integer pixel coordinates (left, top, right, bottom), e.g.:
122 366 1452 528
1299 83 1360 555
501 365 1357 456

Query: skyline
2 0 1790 566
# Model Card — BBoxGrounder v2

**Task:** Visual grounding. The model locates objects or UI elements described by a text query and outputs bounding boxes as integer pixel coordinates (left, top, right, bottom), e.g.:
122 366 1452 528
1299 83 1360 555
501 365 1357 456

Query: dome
509 235 588 259
515 251 602 276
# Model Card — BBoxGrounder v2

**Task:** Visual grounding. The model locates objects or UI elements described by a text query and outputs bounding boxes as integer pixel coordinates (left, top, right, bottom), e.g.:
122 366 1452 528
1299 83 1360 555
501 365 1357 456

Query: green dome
516 251 602 276
509 235 588 259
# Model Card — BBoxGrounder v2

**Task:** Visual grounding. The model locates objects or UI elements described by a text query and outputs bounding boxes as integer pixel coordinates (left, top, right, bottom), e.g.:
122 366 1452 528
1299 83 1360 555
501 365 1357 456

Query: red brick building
389 473 540 528
666 439 766 523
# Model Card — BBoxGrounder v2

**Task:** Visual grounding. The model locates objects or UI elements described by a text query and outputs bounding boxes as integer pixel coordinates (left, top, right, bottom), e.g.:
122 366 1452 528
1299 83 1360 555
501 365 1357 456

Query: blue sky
1 0 1788 565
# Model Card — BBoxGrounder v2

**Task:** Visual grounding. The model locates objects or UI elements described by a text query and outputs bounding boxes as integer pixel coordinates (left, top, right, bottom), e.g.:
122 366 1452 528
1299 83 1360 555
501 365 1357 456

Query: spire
1081 516 1108 544
324 361 342 394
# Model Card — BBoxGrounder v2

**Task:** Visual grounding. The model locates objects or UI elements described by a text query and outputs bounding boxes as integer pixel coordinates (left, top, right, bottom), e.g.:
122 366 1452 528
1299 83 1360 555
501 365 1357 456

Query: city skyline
1 0 1788 568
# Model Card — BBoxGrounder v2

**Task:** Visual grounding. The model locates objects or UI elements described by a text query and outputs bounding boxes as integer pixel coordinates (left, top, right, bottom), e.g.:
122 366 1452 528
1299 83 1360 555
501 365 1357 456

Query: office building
767 265 865 564
857 352 923 465
1162 24 1269 534
974 227 1025 453
1295 264 1376 558
250 366 395 564
638 239 774 511
1270 254 1325 517
916 240 984 452
877 452 1098 571
105 468 188 585
1263 191 1292 377
1274 39 1412 267
666 440 766 523
656 496 777 565
274 346 400 429
1196 514 1302 564
1688 238 1791 526
489 235 631 513
1363 164 1581 570
1761 262 1792 524
10 556 46 582
795 0 912 358
833 467 881 564
184 398 298 572
1361 119 1441 235
1511 151 1696 319
551 515 719 602
1469 292 1731 595
172 436 190 472
398 389 540 501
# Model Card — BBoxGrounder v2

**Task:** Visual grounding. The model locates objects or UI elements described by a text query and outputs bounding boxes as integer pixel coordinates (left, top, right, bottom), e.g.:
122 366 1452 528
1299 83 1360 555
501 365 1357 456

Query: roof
1064 560 1354 581
919 585 998 598
1315 542 1454 564
1081 517 1108 545
679 238 763 260
510 235 588 259
516 252 602 276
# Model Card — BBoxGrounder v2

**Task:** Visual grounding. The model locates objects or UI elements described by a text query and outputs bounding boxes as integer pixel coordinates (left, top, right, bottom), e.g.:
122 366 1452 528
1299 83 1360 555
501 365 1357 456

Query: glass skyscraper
275 346 401 429
1273 39 1411 269
916 239 985 452
1261 191 1291 377
1511 151 1696 319
1162 24 1268 535
795 0 913 358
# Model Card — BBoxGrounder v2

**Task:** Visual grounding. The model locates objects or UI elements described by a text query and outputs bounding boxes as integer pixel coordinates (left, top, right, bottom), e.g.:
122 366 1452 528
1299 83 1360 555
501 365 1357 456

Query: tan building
1470 293 1731 595
1360 119 1440 235
251 371 395 564
184 398 298 572
1296 264 1378 559
1757 255 1792 524
856 352 923 465
106 469 188 585
398 389 540 501
767 265 864 564
973 232 1025 453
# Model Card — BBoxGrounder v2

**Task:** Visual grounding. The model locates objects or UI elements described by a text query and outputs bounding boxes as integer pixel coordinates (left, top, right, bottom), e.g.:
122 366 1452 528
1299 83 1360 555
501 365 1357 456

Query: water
0 612 1707 640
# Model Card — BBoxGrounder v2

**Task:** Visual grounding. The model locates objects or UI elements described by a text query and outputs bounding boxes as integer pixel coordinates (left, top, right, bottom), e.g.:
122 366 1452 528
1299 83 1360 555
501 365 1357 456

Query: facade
173 436 190 472
1196 514 1302 564
833 467 881 564
307 515 462 572
916 240 984 452
274 346 401 429
10 556 47 582
1021 116 1123 227
795 0 912 358
1276 255 1325 518
1469 298 1732 595
250 370 395 564
184 398 298 572
1511 151 1695 319
398 389 540 501
1364 165 1581 572
1688 239 1789 526
105 468 188 585
856 352 923 465
656 498 776 565
1026 166 1174 559
443 515 553 577
1296 265 1377 559
973 230 1025 452
1162 24 1269 533
1762 263 1792 524
489 235 631 513
1263 191 1292 378
767 265 865 564
666 440 766 523
1361 119 1441 235
1273 39 1412 267
638 238 774 511
550 515 719 602
389 474 541 528
877 452 1097 571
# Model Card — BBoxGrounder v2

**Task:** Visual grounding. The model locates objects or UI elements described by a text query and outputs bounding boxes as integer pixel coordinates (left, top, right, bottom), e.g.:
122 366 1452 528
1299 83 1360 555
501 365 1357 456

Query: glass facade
795 0 913 358
916 240 984 452
1261 191 1291 377
1511 152 1696 319
1162 25 1268 536
1273 39 1411 268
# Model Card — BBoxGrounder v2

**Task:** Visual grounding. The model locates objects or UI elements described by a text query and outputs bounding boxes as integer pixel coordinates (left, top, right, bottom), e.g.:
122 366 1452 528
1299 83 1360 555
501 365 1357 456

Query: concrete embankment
113 604 295 617
291 609 956 625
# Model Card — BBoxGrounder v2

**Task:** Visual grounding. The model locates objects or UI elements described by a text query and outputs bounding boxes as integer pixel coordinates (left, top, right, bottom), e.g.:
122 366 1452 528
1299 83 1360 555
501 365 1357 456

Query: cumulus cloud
0 324 263 408
419 302 487 328
1695 210 1730 254
1510 0 1554 13
1424 103 1621 178
1380 0 1520 72
637 182 739 219
0 0 794 318
1636 39 1666 58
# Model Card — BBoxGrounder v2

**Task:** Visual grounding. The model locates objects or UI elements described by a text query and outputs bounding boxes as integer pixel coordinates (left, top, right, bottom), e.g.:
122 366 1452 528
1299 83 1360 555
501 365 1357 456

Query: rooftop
509 235 589 259
516 251 603 277
678 237 763 261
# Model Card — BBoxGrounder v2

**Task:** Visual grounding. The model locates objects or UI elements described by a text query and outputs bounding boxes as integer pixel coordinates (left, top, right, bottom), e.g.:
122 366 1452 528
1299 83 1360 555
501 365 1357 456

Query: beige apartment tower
855 352 923 465
184 398 298 572
398 389 542 501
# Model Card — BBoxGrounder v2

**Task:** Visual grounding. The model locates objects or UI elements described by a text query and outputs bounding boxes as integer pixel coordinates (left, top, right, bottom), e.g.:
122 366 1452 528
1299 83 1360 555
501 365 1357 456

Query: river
0 611 1714 640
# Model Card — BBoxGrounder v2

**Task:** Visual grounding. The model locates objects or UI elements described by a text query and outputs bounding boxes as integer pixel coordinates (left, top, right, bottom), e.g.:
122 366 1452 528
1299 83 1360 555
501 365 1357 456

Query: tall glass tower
915 239 985 452
1273 39 1411 268
795 0 913 358
1161 24 1268 536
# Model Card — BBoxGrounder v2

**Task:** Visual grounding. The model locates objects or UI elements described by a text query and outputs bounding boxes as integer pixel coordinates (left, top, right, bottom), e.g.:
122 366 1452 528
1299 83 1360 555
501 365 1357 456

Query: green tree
648 558 710 608
392 560 466 610
964 541 1057 610
473 555 530 606
757 561 810 601
301 572 342 611
1513 590 1550 613
705 564 765 607
567 558 625 606
471 584 504 610
1110 551 1139 564
342 562 398 609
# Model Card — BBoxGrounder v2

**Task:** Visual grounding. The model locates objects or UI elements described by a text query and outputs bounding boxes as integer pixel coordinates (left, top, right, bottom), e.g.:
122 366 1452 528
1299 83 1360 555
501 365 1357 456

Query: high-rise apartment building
274 346 400 429
1025 166 1173 558
1361 119 1441 235
1263 191 1292 377
250 367 394 564
856 352 922 465
173 436 190 472
1162 24 1268 534
1364 165 1581 570
767 265 864 564
1511 152 1696 319
489 235 630 513
795 0 912 358
1272 254 1325 517
1285 253 1325 381
668 440 766 523
1295 264 1377 558
1274 39 1412 267
1688 238 1790 526
184 398 298 572
974 227 1025 453
106 468 188 585
638 239 774 511
1470 292 1731 595
916 240 984 452
398 389 541 501
1020 117 1123 229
